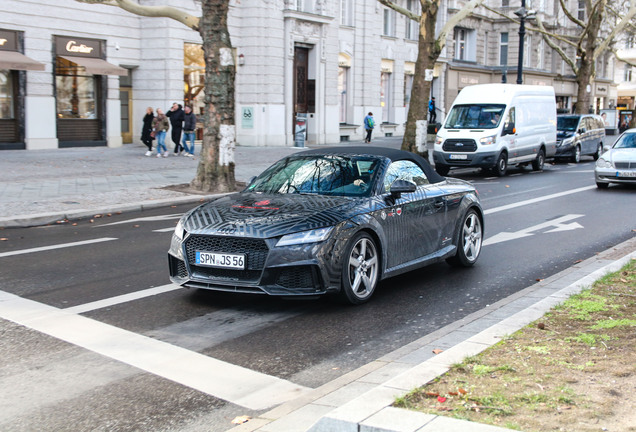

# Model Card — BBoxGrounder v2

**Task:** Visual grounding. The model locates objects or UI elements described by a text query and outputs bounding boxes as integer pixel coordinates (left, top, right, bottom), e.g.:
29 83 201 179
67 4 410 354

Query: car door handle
434 200 445 209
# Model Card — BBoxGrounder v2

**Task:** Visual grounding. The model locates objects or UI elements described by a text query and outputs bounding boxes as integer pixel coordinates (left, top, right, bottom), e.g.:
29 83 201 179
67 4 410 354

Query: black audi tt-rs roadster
169 147 484 304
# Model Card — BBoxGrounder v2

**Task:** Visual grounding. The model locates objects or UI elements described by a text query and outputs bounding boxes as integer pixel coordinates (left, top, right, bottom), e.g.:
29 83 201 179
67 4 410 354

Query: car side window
382 160 429 193
504 107 515 130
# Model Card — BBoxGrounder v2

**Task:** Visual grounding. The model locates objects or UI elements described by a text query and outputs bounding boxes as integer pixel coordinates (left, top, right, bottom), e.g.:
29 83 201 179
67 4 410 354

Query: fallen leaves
231 415 251 425
0 237 8 241
432 348 444 355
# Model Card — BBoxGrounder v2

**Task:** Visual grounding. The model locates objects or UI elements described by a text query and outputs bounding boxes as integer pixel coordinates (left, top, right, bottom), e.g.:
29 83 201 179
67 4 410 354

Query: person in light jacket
152 108 170 158
363 112 375 143
181 105 197 157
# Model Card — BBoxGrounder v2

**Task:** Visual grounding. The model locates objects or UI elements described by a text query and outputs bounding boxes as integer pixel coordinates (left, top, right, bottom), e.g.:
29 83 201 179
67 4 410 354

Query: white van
433 84 557 176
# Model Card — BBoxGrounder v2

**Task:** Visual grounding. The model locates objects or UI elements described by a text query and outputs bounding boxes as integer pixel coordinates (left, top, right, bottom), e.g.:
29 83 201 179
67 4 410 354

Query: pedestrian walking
152 108 170 158
181 105 197 157
166 102 185 154
363 112 375 143
428 97 436 123
141 107 155 156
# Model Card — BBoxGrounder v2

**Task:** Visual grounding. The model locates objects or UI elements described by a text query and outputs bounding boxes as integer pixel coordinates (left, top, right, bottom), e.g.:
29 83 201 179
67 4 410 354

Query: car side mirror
502 124 515 136
389 179 416 199
578 128 586 134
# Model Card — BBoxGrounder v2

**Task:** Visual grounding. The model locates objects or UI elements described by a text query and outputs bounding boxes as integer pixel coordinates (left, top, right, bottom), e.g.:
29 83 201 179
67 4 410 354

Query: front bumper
168 233 343 296
555 142 575 158
433 150 499 169
594 168 636 185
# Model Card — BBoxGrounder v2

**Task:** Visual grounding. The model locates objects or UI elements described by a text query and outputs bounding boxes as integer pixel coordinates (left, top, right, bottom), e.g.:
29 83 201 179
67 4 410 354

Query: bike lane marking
0 237 118 258
484 185 595 215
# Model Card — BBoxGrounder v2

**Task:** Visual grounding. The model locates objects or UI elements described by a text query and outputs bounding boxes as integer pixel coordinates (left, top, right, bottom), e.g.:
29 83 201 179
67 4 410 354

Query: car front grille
442 139 477 152
614 161 636 169
275 266 315 289
185 235 269 283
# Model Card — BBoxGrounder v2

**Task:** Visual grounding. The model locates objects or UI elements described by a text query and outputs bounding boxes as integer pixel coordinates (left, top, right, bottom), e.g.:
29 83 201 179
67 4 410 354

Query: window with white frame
340 0 354 26
499 32 509 66
383 8 396 37
625 64 633 82
535 39 544 69
524 35 531 67
381 71 392 123
338 66 349 123
405 0 420 40
454 28 476 61
502 0 509 7
296 0 315 14
577 0 585 21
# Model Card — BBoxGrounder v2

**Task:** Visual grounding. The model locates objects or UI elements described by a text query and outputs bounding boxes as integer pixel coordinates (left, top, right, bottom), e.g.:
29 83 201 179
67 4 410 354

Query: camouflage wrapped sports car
169 147 484 304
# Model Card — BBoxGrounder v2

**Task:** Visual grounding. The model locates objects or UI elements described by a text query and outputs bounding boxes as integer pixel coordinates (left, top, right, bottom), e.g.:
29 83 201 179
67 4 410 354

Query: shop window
0 70 14 119
55 57 97 119
184 43 205 116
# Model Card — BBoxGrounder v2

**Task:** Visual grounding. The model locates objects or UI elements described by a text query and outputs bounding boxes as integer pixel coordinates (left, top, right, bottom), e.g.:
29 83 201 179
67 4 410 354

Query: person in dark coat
181 105 197 157
166 102 185 154
141 107 155 156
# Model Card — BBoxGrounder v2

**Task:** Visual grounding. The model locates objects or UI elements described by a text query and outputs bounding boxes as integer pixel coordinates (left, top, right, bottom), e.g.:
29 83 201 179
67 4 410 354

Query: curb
0 194 221 229
226 236 636 432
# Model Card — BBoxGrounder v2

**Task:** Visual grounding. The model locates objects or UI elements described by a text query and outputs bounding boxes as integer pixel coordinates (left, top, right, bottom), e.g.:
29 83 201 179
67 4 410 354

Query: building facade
0 0 624 151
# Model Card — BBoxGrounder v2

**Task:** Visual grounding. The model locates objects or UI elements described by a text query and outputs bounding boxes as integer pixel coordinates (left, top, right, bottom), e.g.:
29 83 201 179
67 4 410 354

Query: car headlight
596 157 614 169
174 219 185 240
435 136 443 146
560 138 574 147
479 134 497 146
276 227 333 247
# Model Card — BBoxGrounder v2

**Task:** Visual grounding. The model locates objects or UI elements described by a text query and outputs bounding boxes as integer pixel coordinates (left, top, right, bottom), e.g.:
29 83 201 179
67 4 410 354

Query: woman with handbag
152 108 170 158
141 107 155 156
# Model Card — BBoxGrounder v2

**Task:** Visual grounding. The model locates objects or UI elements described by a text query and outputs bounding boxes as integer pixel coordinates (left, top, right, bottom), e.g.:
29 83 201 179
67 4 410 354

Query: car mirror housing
389 179 416 199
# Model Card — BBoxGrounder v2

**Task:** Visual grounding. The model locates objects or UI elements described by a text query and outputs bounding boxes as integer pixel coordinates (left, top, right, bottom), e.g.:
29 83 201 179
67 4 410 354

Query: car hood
606 148 636 162
557 130 574 139
182 192 370 238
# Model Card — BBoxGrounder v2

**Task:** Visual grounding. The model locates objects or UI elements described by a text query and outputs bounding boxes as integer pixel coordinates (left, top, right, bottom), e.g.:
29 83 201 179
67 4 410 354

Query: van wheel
532 149 545 171
435 165 450 176
593 143 602 161
571 145 581 163
492 152 508 176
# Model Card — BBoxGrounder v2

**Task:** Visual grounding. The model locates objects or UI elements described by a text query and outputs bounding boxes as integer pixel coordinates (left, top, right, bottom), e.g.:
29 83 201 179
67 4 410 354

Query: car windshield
246 155 381 197
444 104 505 129
557 117 580 132
613 132 636 149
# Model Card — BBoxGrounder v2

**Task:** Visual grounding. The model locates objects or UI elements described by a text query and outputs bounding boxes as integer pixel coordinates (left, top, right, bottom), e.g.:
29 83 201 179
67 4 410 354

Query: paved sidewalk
0 137 401 228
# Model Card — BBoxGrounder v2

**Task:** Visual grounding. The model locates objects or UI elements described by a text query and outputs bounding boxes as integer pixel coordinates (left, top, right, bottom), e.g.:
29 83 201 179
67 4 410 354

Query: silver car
595 128 636 189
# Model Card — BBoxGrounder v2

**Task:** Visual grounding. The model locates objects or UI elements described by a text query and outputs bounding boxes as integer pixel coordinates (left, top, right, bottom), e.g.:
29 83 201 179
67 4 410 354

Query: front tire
340 232 380 304
593 143 602 161
571 145 581 163
492 152 508 176
532 149 545 171
447 209 483 267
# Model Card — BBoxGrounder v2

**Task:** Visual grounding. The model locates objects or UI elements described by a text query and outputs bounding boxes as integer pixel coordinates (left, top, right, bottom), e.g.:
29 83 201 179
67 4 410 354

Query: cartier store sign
0 29 18 51
55 36 102 58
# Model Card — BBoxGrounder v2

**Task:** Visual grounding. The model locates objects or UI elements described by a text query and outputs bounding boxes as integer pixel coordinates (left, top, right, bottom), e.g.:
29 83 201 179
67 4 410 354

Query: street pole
516 0 526 85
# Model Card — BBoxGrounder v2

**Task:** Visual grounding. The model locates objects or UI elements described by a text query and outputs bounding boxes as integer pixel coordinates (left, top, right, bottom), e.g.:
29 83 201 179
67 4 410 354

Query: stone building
0 0 622 151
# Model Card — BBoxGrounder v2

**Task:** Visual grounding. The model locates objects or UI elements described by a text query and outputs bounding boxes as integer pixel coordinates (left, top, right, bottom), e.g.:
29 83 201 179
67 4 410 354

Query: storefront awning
59 55 127 76
0 50 45 71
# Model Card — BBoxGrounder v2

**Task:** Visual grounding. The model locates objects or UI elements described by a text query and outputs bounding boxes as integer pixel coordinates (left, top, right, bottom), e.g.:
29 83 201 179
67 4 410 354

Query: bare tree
76 0 236 193
378 0 485 157
482 0 636 114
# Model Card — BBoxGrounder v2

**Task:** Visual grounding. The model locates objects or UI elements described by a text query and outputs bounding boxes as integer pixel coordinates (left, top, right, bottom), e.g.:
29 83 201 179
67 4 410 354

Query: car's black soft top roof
297 146 445 184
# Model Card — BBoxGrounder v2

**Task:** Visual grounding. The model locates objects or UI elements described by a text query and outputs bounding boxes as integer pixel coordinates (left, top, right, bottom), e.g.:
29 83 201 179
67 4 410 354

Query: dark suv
556 114 606 163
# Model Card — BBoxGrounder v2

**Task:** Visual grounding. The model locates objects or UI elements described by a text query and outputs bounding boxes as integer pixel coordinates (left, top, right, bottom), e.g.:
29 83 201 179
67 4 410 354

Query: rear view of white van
433 84 557 176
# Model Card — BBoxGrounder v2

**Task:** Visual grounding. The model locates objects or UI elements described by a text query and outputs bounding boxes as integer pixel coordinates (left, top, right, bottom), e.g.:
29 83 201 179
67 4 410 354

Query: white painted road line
96 214 182 227
64 284 183 314
483 214 584 246
484 185 596 215
0 290 310 410
153 227 177 233
0 238 118 258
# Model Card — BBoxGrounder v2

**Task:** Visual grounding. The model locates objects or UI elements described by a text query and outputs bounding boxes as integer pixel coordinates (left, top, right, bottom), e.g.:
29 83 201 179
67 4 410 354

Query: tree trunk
191 0 236 192
401 2 440 158
574 0 605 114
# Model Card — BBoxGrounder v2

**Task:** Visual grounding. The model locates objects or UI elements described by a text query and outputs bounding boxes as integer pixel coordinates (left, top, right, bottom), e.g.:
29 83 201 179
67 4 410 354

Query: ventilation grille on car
275 266 315 289
442 139 477 152
614 161 636 169
185 235 269 282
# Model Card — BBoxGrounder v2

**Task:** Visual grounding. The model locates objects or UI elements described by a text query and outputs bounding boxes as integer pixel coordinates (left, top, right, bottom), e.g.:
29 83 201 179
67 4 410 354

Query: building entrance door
119 87 132 143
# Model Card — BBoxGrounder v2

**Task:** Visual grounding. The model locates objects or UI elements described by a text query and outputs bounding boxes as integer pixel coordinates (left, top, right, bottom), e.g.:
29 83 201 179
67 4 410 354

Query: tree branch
594 0 636 59
613 48 636 67
75 0 200 30
436 0 485 51
534 16 578 74
377 0 420 21
559 0 585 28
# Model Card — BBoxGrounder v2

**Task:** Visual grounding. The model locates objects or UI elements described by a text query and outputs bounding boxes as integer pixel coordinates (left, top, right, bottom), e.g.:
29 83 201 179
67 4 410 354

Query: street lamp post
514 0 535 85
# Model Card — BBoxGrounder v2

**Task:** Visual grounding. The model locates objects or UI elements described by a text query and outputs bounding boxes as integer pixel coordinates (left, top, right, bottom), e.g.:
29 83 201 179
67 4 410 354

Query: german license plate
617 171 636 177
449 154 468 160
195 251 245 269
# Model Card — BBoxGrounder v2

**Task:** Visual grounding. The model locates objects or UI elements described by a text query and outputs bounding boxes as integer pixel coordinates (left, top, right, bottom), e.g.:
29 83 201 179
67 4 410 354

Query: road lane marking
153 227 177 233
96 214 182 227
0 290 309 410
64 284 182 314
484 185 595 215
483 214 584 246
0 238 118 258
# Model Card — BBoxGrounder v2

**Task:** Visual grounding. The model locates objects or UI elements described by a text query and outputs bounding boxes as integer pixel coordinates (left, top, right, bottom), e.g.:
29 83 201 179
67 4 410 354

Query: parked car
168 147 484 304
556 114 606 163
433 84 557 177
595 128 636 189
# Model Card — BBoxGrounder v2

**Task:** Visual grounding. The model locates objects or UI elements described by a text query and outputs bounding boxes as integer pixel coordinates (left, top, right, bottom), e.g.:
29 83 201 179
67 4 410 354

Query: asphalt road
0 155 634 431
